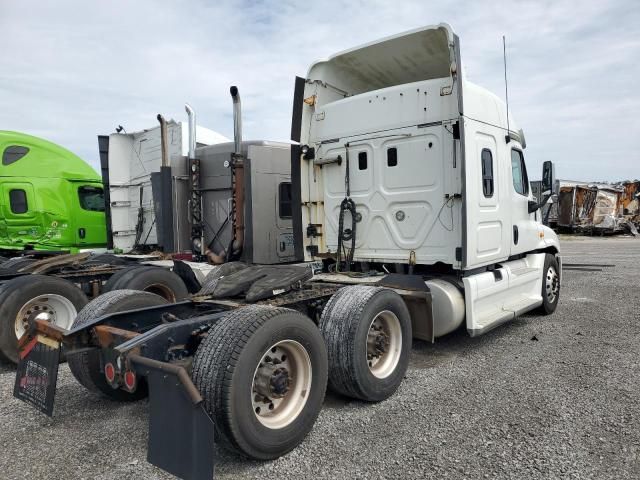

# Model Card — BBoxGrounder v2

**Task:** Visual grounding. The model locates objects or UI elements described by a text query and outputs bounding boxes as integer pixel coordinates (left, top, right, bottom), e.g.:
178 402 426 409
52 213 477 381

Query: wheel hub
545 266 559 303
254 361 291 399
367 327 389 359
15 294 77 340
365 310 403 379
251 340 312 429
269 367 290 397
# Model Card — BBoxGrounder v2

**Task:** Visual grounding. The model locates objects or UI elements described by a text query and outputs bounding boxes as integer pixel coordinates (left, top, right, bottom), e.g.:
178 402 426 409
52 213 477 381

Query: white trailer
15 23 560 480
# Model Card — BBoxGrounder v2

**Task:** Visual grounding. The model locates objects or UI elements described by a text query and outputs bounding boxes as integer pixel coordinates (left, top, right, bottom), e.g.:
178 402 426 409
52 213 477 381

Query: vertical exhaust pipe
229 86 244 259
183 104 205 259
230 86 242 154
185 103 196 160
157 114 169 167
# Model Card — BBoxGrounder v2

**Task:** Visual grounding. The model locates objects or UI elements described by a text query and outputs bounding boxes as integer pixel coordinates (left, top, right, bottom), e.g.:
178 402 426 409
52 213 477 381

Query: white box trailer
15 24 561 480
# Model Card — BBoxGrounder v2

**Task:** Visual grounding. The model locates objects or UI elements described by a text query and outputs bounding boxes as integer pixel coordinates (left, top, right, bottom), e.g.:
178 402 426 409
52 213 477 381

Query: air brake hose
336 144 357 272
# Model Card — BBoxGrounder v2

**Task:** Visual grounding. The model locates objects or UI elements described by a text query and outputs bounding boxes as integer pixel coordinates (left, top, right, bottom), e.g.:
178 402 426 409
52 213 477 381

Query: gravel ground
1 236 639 479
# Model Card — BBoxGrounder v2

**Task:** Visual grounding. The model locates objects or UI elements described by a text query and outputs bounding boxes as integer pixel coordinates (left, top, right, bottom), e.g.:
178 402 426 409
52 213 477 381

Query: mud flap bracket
129 355 215 480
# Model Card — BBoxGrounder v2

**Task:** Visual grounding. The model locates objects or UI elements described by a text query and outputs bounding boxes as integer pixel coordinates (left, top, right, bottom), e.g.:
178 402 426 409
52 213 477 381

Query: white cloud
0 0 638 181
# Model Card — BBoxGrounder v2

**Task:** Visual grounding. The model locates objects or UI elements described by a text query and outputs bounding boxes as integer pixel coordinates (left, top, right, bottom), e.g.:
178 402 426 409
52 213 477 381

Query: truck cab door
462 126 511 269
509 148 540 255
75 184 107 248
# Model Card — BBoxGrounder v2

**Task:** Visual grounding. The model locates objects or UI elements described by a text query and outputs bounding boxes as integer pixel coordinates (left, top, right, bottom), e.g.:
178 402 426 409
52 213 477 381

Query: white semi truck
15 24 560 480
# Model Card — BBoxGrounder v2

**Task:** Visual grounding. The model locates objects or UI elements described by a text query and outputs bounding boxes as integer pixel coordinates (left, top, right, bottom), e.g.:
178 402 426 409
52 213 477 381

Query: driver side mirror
528 161 555 214
542 160 555 193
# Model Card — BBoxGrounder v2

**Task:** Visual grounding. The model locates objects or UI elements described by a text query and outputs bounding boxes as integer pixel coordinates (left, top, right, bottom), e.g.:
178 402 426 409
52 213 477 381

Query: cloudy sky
1 0 638 181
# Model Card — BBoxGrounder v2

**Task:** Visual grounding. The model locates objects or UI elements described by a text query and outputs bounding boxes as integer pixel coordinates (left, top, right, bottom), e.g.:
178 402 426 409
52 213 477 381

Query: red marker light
124 371 136 391
104 363 116 383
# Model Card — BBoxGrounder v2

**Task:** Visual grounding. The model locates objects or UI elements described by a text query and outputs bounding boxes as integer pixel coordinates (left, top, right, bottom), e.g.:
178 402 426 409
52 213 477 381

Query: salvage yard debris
534 180 640 235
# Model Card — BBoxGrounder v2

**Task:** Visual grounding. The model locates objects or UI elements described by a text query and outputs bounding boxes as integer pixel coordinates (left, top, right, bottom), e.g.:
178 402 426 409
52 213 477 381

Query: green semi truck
0 131 107 254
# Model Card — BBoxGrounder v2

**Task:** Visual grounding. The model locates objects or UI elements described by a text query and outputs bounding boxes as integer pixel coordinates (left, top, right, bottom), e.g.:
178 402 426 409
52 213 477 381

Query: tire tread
192 305 287 453
319 285 411 402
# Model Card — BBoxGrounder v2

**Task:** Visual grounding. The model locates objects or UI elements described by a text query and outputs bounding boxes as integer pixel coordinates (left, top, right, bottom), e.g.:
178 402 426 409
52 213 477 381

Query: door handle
78 228 86 239
513 225 519 245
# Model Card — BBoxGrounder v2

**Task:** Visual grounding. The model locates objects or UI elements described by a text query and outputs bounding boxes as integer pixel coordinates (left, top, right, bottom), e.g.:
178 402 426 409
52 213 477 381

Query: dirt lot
1 236 639 479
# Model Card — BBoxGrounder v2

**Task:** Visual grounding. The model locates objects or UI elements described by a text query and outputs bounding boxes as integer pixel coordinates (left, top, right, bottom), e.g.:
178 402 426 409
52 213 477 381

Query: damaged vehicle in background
533 179 640 235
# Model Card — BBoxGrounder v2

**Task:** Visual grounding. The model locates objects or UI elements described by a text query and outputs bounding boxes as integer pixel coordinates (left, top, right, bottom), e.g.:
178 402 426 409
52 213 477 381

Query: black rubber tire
198 261 248 296
67 289 168 400
192 305 328 460
0 275 88 363
104 265 188 302
0 257 35 275
538 254 560 315
102 265 143 289
319 285 412 402
0 256 9 264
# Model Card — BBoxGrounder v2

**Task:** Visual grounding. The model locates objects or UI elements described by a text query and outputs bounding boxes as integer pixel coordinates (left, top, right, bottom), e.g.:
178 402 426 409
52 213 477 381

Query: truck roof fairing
0 130 100 180
306 23 456 97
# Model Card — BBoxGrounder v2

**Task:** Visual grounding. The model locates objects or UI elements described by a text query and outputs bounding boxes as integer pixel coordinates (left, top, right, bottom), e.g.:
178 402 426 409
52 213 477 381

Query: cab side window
78 186 105 212
3 146 29 166
481 148 494 197
510 149 529 196
9 189 28 214
278 182 292 219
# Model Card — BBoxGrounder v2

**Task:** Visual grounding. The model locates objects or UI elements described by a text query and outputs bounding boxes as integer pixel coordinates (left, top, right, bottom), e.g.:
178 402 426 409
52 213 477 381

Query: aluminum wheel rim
251 340 312 429
15 294 78 339
545 265 559 304
367 310 402 379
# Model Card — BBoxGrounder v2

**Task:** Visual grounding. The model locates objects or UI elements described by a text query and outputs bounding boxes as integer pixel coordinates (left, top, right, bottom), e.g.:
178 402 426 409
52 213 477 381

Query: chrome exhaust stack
156 114 169 167
185 103 196 160
230 86 242 155
184 104 205 259
228 86 245 260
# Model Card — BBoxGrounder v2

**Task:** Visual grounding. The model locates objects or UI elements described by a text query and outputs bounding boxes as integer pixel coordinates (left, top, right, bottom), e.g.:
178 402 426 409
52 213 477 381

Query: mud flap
13 336 61 416
130 355 215 480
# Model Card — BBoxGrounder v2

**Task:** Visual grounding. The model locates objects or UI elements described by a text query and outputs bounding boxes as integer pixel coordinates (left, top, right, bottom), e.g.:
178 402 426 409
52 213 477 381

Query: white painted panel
382 134 439 190
311 79 452 143
319 126 460 265
464 253 544 336
476 222 502 256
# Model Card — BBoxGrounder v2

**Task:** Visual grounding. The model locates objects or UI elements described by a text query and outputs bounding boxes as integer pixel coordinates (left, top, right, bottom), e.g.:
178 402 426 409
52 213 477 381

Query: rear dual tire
192 306 328 460
319 286 412 402
104 266 189 302
192 286 411 460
